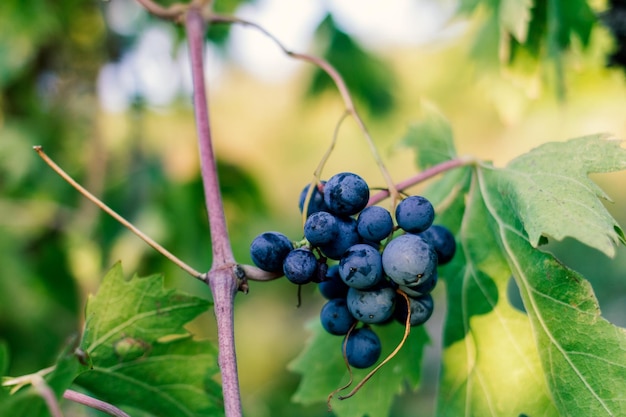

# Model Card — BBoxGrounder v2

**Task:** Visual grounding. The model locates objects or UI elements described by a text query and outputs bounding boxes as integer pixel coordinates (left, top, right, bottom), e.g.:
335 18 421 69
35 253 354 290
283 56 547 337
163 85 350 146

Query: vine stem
368 156 476 206
209 14 400 203
185 7 242 417
63 390 131 417
32 376 64 417
32 146 204 279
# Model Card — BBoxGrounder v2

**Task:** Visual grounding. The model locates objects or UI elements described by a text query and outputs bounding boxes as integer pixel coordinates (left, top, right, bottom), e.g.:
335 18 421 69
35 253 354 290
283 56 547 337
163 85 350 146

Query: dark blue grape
382 234 437 286
346 285 396 324
344 327 381 369
304 211 338 246
395 196 434 233
283 248 318 284
319 265 349 299
419 224 456 265
299 181 327 217
356 206 393 242
323 172 370 216
319 216 359 260
250 232 293 272
320 298 357 335
339 244 383 289
394 293 434 327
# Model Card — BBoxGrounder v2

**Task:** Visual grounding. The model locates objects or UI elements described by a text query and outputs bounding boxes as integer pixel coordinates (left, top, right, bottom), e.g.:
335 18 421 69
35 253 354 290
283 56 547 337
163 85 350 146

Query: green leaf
0 1 58 87
289 320 429 417
434 134 626 416
75 262 222 417
545 0 595 51
399 102 458 170
498 135 626 257
0 340 87 417
308 14 395 116
458 0 597 96
499 0 533 43
0 341 7 377
477 165 626 416
437 174 559 416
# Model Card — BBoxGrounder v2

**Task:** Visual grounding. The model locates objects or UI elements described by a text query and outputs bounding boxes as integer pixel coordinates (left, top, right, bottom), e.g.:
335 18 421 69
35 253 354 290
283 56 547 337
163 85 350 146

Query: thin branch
63 390 131 417
32 376 64 417
326 321 357 410
238 264 283 282
134 0 188 21
208 14 400 203
368 156 476 206
32 146 204 279
338 291 412 401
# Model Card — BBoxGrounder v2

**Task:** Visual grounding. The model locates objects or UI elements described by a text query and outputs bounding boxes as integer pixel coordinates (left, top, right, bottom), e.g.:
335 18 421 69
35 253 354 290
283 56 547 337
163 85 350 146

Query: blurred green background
1 0 625 416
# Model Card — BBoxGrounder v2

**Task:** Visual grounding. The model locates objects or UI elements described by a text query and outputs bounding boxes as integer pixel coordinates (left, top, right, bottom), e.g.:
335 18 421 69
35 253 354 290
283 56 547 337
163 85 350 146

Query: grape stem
336 290 412 401
208 13 400 204
63 390 131 417
368 156 476 206
326 321 357 410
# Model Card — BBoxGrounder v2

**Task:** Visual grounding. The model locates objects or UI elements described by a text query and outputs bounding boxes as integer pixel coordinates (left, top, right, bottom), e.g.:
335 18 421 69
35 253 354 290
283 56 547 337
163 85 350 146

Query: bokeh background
1 0 625 416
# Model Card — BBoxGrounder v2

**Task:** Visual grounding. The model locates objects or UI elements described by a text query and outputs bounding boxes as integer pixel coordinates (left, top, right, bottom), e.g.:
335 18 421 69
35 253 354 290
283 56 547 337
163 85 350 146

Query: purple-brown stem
185 7 242 417
367 157 475 206
63 390 131 417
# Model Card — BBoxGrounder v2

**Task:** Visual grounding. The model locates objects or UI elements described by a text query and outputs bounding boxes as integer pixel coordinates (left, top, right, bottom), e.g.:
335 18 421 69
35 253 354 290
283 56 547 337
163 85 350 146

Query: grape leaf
75 262 223 417
308 14 395 115
499 0 533 43
477 165 626 416
0 341 7 376
289 320 429 417
437 174 559 416
0 339 86 417
545 0 594 51
0 0 58 87
498 135 626 257
399 102 457 170
424 134 626 416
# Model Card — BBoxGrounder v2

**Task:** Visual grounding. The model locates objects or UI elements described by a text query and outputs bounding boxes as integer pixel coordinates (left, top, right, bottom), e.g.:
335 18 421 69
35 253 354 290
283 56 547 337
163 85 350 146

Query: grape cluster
249 172 456 369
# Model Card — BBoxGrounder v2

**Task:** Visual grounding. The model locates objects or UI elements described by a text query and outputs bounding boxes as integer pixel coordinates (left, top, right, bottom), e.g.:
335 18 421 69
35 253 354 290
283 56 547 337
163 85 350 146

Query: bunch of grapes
249 172 456 369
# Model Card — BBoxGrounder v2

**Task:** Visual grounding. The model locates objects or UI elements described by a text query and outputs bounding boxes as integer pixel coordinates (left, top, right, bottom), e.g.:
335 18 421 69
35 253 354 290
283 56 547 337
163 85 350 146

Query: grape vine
2 1 625 417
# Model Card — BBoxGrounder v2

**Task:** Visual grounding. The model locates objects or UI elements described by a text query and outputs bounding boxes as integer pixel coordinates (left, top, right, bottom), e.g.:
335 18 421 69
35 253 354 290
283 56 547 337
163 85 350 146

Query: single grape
319 265 349 299
346 285 396 324
283 248 318 285
323 172 370 216
299 181 327 217
304 211 338 247
344 327 381 369
357 206 393 242
382 233 437 286
419 224 456 265
320 298 357 335
319 216 359 260
394 293 434 327
250 232 293 272
395 196 434 233
339 244 383 289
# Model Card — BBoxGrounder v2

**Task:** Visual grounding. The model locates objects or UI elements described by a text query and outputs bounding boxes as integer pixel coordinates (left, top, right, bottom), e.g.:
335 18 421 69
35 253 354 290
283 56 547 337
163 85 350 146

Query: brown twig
337 291 413 401
32 146 204 280
368 156 476 206
208 14 400 204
